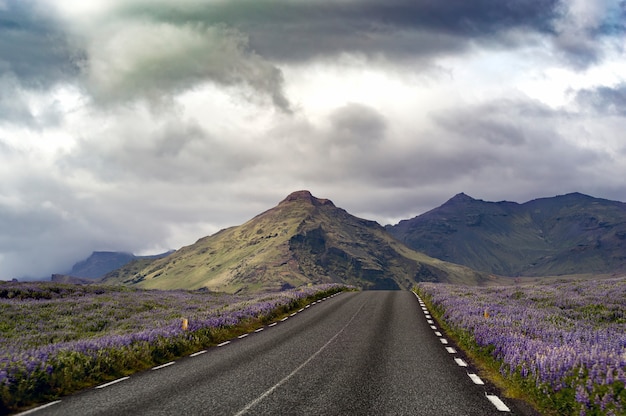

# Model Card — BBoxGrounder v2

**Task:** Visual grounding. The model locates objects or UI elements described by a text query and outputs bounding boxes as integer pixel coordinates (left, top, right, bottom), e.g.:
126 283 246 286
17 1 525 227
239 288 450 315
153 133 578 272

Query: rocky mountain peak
446 192 475 204
280 190 335 207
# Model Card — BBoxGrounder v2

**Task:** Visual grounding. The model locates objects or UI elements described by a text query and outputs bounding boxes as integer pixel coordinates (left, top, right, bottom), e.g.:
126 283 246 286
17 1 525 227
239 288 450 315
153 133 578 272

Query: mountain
386 192 626 277
62 250 174 279
102 191 490 292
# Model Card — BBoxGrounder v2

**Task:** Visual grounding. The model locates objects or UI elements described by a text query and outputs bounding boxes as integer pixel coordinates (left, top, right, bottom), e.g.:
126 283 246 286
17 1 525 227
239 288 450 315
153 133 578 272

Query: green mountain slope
387 192 626 276
103 191 489 292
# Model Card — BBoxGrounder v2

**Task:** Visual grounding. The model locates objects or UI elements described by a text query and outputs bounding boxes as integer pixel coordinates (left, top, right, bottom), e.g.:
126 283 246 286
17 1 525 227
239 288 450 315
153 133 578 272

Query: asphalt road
25 291 521 415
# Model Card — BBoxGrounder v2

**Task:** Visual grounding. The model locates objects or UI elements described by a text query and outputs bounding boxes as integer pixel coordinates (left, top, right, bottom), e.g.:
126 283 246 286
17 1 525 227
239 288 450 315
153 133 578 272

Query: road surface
24 291 520 415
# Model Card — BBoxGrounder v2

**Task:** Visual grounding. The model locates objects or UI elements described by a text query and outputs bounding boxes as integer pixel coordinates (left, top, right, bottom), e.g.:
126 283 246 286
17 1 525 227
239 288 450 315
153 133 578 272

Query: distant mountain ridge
102 191 490 292
386 192 626 276
57 250 174 280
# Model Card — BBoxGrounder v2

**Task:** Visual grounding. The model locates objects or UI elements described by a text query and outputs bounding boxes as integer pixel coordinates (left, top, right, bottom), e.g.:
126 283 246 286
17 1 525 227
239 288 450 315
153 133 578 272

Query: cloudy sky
1 0 626 278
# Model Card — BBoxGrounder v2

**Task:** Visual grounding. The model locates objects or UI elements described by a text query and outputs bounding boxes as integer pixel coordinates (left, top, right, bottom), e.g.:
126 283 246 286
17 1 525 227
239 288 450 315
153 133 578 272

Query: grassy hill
103 191 490 292
387 192 626 276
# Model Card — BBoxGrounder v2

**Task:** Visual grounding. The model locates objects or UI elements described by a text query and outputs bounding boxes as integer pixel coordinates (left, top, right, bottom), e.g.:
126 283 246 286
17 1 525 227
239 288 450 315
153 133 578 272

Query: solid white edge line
217 341 231 347
95 376 130 389
152 361 175 370
15 400 62 415
454 358 468 367
486 394 511 412
190 350 207 357
468 373 485 385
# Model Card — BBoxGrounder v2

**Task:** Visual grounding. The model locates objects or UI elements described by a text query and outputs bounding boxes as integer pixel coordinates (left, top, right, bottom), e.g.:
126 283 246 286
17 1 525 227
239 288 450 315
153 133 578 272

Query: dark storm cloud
122 0 560 62
576 83 626 116
329 103 387 146
0 1 80 87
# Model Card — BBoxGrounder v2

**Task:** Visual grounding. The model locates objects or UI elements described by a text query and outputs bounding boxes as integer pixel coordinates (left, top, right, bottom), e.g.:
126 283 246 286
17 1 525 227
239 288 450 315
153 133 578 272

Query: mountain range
102 191 489 292
386 192 626 277
59 190 626 292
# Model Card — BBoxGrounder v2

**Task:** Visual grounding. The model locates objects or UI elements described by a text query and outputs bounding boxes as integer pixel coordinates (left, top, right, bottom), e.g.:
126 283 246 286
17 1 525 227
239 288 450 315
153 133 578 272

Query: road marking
425 314 431 319
268 322 277 327
455 358 468 367
233 300 368 416
446 347 457 354
255 328 264 333
290 313 297 317
152 362 175 370
486 394 511 412
439 338 448 344
95 376 130 389
305 305 310 308
218 341 231 347
190 350 207 357
298 308 304 312
15 401 62 415
427 320 434 324
430 325 437 330
238 334 249 339
281 317 289 321
434 331 442 337
468 373 485 385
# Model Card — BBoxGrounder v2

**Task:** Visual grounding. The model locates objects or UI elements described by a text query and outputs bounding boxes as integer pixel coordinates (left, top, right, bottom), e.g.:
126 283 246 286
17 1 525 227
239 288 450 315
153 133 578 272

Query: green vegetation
0 281 350 413
417 278 626 415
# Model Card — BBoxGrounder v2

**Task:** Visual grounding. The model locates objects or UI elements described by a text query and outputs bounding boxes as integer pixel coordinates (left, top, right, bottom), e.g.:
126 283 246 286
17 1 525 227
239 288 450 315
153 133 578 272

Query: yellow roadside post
182 318 189 331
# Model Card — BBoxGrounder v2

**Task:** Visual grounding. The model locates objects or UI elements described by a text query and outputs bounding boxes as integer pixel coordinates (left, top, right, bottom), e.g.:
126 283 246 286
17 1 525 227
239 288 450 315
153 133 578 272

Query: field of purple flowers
0 281 348 412
417 277 626 416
